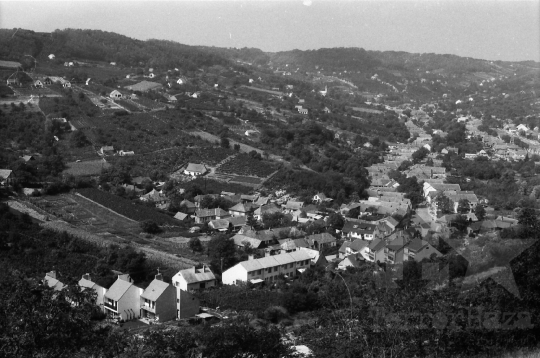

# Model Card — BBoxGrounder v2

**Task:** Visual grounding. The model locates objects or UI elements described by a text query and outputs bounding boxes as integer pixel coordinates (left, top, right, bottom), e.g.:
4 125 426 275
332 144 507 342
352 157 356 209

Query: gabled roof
284 201 304 210
78 277 97 290
233 234 263 248
141 279 170 301
407 238 428 252
196 208 229 218
307 232 336 244
174 212 189 221
339 255 364 268
209 219 230 230
0 169 13 179
175 266 216 284
228 216 248 227
186 163 207 173
368 238 385 252
105 279 134 301
229 202 258 213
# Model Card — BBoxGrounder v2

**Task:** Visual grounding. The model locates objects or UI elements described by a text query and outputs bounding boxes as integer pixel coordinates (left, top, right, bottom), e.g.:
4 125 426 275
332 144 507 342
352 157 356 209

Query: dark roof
196 208 229 218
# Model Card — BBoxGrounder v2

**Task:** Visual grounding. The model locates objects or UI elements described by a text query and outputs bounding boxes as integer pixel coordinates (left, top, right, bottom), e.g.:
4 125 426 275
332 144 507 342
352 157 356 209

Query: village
1 27 540 357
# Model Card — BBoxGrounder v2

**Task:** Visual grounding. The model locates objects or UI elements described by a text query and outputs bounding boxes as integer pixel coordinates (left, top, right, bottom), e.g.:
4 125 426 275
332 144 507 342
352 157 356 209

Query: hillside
0 28 233 71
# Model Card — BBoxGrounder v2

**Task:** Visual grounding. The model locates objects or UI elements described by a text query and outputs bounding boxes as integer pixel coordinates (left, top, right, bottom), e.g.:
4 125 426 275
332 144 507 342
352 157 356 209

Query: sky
1 0 539 62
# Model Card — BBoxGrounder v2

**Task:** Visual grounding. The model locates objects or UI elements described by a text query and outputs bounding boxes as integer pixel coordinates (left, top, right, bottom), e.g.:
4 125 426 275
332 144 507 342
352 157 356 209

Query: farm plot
63 159 111 176
217 153 277 177
75 188 178 225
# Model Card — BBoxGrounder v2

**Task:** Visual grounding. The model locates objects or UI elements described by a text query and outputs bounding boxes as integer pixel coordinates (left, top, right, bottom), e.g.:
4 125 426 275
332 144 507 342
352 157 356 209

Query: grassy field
63 159 111 176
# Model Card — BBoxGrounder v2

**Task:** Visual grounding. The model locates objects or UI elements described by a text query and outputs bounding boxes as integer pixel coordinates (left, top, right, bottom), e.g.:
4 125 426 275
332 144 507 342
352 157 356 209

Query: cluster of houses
6 75 72 88
43 265 216 323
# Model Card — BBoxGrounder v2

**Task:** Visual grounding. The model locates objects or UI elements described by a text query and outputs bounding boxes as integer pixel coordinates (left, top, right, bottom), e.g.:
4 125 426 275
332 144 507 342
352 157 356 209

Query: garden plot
63 159 111 176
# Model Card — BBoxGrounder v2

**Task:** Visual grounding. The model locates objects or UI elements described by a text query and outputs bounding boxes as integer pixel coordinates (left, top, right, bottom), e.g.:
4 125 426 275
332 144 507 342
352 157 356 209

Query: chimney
248 254 254 261
265 251 271 257
192 266 197 273
83 273 91 281
155 273 163 281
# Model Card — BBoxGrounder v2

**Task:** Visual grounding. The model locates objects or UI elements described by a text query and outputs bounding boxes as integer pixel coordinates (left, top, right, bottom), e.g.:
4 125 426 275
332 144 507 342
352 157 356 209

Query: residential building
44 271 65 291
184 163 207 177
0 169 15 186
338 239 369 260
99 146 115 156
78 273 106 309
404 239 442 262
194 208 230 224
173 265 216 291
229 202 258 217
103 276 143 321
365 239 386 263
140 273 177 322
338 255 364 270
222 250 313 285
312 192 332 204
110 90 123 99
306 233 337 250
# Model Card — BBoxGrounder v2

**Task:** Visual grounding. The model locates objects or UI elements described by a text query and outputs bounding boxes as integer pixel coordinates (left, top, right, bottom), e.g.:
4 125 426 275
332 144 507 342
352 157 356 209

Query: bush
140 220 162 234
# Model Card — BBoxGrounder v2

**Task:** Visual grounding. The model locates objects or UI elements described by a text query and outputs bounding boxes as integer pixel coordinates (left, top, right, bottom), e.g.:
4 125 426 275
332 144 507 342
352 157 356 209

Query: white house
48 54 55 60
177 78 184 85
110 62 116 66
312 192 332 204
78 274 107 311
103 277 143 321
110 90 123 99
34 80 44 88
172 265 216 291
222 250 313 285
184 163 207 177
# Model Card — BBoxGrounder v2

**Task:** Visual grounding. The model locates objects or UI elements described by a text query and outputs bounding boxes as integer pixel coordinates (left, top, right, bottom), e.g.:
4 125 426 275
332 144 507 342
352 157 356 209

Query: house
48 54 55 60
194 208 230 224
140 189 168 205
179 200 197 214
34 80 44 88
338 255 364 270
119 150 135 156
140 273 177 322
0 169 15 186
43 271 65 291
282 201 304 213
110 90 123 99
297 107 308 115
306 233 337 250
184 163 207 177
338 239 369 259
208 219 231 232
365 239 386 263
312 192 332 204
229 202 258 217
99 146 115 156
341 221 377 240
222 250 313 285
404 238 442 262
174 212 190 222
254 203 281 221
103 276 143 321
173 265 216 291
21 155 35 162
78 273 106 309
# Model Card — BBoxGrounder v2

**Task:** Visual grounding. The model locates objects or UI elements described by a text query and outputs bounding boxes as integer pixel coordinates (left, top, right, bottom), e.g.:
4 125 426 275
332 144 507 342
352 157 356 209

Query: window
200 282 206 289
289 263 294 268
257 270 262 275
274 267 278 272
177 299 179 303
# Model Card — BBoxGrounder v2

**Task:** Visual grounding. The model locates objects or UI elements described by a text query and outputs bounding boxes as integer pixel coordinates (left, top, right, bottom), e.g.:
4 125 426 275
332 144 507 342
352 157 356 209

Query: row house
222 249 314 285
341 221 377 240
104 276 143 321
78 274 107 309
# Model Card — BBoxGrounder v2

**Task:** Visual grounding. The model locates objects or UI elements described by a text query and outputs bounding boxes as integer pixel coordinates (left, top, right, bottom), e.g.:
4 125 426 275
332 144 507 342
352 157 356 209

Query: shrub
140 220 162 234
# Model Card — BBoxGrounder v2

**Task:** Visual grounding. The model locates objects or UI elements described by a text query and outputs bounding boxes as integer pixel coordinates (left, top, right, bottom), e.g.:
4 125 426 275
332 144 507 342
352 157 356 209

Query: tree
457 199 471 214
435 194 452 216
189 237 203 253
140 220 161 234
207 234 237 273
70 130 90 148
474 204 486 221
220 137 230 149
327 212 345 230
412 147 429 163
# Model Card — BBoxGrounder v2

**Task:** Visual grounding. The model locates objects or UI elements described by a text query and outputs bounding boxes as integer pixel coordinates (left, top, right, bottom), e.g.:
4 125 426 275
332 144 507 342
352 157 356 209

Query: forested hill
0 28 233 70
266 47 537 74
